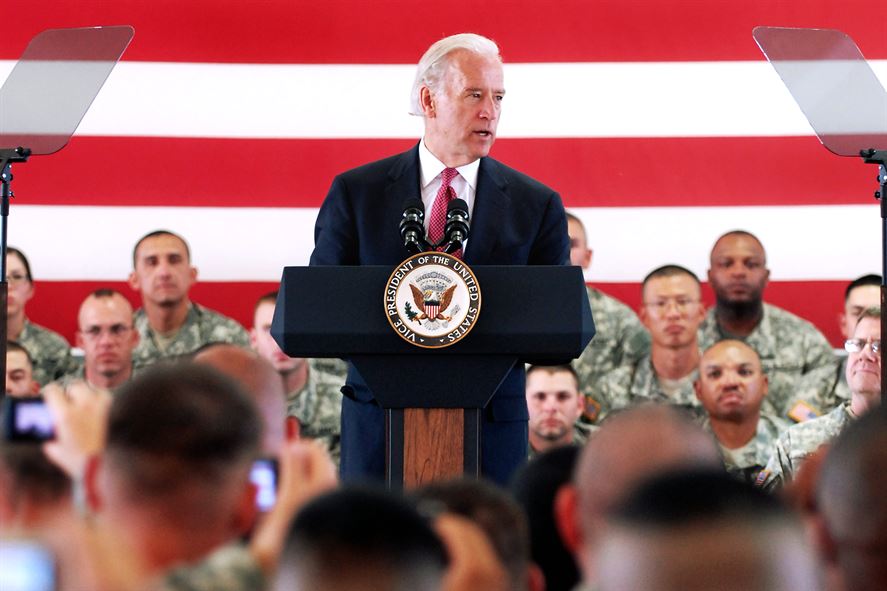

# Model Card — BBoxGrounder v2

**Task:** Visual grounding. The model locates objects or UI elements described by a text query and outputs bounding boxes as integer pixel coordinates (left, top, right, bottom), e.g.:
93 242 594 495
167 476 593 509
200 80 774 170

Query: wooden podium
272 265 594 489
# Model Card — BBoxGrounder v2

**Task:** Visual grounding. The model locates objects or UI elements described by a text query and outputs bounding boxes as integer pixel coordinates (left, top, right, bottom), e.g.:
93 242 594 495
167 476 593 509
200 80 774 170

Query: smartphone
0 539 57 591
2 397 55 442
250 458 278 512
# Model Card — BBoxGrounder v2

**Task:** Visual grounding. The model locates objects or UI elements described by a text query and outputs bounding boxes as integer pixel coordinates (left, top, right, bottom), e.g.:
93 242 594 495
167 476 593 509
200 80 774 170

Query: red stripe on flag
2 1 885 63
13 136 876 208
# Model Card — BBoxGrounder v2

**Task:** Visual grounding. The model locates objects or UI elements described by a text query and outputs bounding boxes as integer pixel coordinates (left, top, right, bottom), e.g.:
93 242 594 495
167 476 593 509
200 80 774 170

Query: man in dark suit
310 33 569 486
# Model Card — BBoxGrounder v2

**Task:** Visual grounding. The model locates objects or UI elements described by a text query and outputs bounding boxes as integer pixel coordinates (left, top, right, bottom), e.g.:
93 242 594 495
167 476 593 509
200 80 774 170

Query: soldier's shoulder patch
787 401 820 423
584 395 602 423
754 469 771 488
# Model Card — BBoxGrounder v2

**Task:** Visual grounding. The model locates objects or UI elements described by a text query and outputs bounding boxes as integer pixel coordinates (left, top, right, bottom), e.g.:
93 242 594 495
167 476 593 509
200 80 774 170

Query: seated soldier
699 230 837 420
596 265 706 420
250 291 345 464
566 212 649 425
6 341 39 397
127 230 249 370
694 340 789 484
6 247 71 384
759 306 881 491
525 365 594 456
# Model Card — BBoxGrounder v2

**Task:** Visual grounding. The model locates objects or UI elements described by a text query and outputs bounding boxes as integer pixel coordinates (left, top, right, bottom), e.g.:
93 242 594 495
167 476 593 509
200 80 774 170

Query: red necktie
428 167 462 258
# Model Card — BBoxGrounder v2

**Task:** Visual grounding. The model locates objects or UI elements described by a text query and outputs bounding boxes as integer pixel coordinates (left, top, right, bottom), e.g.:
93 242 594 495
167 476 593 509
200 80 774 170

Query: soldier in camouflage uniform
565 213 650 424
700 230 838 421
5 341 39 396
251 291 345 464
788 274 879 421
594 265 707 422
758 307 881 491
6 247 72 385
127 230 249 371
525 364 596 456
694 339 790 484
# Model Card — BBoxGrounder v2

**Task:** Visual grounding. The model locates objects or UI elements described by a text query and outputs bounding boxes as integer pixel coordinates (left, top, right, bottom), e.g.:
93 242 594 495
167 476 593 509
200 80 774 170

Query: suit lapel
465 157 510 264
383 145 422 254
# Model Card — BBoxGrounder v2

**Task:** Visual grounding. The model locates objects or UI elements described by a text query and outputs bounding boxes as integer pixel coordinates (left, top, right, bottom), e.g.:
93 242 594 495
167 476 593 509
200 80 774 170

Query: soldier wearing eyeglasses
5 247 72 385
58 288 140 392
592 265 707 421
757 306 881 491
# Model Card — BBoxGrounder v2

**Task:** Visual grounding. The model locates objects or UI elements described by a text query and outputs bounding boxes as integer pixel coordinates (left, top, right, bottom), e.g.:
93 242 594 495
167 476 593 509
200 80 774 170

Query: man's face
695 341 768 422
251 301 304 374
76 295 139 378
421 50 504 167
640 274 704 349
6 253 33 318
846 316 881 399
526 369 584 444
840 285 879 339
568 218 593 269
128 234 196 307
5 350 38 397
707 235 770 306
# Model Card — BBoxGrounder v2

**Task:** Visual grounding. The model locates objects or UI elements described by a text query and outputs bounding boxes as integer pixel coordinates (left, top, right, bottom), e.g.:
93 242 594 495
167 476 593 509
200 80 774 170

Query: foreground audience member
759 306 881 490
6 246 71 384
815 405 887 591
128 230 249 371
413 477 542 591
64 289 139 391
5 340 39 397
596 469 822 591
792 273 881 420
567 212 649 424
525 365 593 455
0 439 71 532
694 340 788 483
597 265 706 419
555 406 722 590
251 291 343 462
699 230 837 419
510 445 582 591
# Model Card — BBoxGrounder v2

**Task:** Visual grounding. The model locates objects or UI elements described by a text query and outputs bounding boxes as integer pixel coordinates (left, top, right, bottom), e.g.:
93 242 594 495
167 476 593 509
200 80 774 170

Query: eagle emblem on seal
409 283 457 322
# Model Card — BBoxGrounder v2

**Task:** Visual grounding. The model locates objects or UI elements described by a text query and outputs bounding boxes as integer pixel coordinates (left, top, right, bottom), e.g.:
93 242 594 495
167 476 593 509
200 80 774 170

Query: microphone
400 198 429 254
443 198 470 254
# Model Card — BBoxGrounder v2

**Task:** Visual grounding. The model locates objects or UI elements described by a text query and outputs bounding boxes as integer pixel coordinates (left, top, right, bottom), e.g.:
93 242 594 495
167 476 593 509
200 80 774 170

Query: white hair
408 33 501 116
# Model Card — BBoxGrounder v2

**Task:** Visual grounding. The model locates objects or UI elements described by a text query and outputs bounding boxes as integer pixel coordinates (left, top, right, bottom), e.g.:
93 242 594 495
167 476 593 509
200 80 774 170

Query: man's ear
83 455 104 514
527 561 546 591
232 481 259 537
285 416 301 442
553 484 582 555
127 271 140 292
419 86 435 117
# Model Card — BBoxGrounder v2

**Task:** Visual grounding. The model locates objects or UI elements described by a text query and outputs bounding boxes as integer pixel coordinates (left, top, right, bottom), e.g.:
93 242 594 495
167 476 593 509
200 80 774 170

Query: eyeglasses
5 272 30 285
844 338 881 355
643 297 699 314
80 324 133 341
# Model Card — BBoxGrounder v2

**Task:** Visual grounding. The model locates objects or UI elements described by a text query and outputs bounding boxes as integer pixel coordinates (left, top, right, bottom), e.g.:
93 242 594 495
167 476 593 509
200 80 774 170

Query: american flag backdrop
3 0 886 347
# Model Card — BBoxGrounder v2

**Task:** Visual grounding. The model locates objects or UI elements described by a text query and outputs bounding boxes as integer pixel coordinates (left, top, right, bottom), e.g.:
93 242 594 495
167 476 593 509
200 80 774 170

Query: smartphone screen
2 397 55 442
250 458 278 512
0 539 57 591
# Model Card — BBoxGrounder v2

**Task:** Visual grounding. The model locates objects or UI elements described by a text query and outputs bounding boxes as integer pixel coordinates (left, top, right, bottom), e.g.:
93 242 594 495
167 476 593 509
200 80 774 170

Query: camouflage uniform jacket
287 358 345 465
757 401 853 492
703 414 789 485
787 356 850 422
17 319 72 386
595 354 704 422
132 303 250 371
574 286 650 425
698 303 838 420
159 543 265 591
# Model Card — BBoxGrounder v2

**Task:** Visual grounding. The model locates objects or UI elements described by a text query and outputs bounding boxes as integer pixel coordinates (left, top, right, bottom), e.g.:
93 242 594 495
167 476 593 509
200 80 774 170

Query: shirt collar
418 139 480 190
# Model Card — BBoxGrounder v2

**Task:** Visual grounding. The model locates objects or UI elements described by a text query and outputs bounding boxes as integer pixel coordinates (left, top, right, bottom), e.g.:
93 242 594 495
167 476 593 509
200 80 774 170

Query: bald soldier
699 230 837 421
694 340 789 484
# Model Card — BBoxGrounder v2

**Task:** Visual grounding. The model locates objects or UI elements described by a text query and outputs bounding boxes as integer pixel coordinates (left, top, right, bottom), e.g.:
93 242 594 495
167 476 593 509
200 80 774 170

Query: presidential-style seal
384 252 481 348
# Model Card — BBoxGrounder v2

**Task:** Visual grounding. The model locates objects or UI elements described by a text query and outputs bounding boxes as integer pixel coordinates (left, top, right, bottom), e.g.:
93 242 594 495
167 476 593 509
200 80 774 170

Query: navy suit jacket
309 144 569 483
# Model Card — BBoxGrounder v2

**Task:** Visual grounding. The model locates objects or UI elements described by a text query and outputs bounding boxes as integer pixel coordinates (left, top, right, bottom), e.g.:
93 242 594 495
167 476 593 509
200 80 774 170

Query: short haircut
642 264 700 290
856 306 881 326
89 287 126 300
845 274 881 301
0 440 71 511
6 340 34 366
105 364 261 502
279 486 448 591
254 290 278 313
711 229 765 255
526 364 579 391
409 33 501 116
132 229 191 267
6 246 32 281
413 477 531 591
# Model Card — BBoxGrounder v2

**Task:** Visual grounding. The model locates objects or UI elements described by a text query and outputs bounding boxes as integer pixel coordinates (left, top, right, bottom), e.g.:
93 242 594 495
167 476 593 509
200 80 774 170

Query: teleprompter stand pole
861 149 887 395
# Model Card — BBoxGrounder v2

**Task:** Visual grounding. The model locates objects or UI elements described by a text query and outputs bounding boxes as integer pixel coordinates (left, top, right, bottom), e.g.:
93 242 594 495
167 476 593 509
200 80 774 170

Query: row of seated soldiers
5 222 881 484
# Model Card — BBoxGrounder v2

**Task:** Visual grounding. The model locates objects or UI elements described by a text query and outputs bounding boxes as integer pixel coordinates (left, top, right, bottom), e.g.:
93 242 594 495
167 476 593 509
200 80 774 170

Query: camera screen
0 540 56 591
250 458 278 512
3 398 55 442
